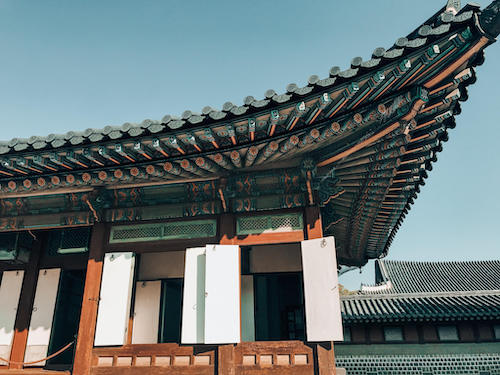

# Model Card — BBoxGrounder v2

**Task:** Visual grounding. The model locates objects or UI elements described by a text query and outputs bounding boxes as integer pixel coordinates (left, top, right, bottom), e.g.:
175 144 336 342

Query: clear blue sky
0 0 498 289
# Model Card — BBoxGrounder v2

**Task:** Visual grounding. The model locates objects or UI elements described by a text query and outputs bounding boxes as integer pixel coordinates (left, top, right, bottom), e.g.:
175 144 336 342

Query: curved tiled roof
342 259 500 322
364 260 500 294
342 292 500 323
0 7 478 155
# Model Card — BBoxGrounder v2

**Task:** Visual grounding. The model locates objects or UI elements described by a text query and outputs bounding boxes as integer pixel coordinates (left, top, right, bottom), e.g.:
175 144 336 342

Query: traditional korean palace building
0 1 499 374
337 260 500 374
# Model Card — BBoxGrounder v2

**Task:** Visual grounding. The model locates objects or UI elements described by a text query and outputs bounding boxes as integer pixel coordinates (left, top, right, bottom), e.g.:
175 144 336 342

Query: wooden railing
91 341 314 375
91 343 215 375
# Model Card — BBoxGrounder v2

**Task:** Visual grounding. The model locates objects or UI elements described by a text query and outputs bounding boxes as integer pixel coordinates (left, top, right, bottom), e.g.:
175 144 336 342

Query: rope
0 340 74 366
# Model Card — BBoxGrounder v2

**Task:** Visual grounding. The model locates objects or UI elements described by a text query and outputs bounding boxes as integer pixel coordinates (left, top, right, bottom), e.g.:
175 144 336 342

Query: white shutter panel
181 247 206 344
0 270 24 365
94 252 135 346
24 268 61 366
132 281 161 344
241 275 255 342
301 237 343 342
204 245 240 344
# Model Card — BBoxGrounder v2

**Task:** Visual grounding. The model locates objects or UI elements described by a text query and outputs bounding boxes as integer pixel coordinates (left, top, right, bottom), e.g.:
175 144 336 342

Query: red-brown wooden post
73 223 107 375
219 213 236 244
305 206 323 239
8 236 43 369
305 206 337 375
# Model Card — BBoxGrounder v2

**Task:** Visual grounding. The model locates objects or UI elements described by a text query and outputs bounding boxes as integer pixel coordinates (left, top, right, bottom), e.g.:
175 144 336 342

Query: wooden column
73 223 107 375
218 344 235 375
219 213 236 245
304 206 323 239
8 236 43 369
305 206 336 375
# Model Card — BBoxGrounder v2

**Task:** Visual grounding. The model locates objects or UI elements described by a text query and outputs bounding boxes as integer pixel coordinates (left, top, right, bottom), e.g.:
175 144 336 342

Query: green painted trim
109 219 217 243
236 212 303 235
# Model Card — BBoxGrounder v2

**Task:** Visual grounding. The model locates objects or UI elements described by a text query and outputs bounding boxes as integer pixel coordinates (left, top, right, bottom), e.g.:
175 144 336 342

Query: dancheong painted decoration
0 1 499 374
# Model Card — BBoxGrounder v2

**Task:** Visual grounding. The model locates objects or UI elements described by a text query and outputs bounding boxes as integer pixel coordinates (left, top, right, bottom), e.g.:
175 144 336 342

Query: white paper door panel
301 237 343 342
0 270 25 365
181 247 206 344
241 275 255 342
132 281 161 344
94 252 135 346
24 268 61 366
204 245 240 344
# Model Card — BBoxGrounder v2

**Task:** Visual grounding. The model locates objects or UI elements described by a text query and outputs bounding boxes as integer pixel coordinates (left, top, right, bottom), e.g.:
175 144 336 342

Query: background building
338 260 500 374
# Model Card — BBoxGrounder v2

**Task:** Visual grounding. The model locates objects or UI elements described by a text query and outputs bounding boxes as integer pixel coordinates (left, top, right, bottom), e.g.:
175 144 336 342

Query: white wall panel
24 268 61 366
241 275 255 342
0 270 24 365
301 237 343 342
181 247 206 344
204 245 240 344
132 281 161 344
94 252 135 346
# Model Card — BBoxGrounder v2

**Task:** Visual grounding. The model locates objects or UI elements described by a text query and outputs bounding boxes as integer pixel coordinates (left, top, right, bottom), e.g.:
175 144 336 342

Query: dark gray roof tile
127 126 144 137
13 142 29 152
209 110 227 120
187 114 204 124
286 83 298 93
243 96 256 106
272 94 292 103
167 119 185 129
406 37 428 48
70 135 86 145
265 89 276 99
372 47 386 58
329 66 341 77
51 138 66 148
294 86 314 96
308 75 320 85
33 141 48 149
88 133 105 142
250 99 270 108
230 105 248 116
351 56 363 68
361 58 381 69
108 130 123 139
339 68 359 78
383 48 405 59
316 77 336 88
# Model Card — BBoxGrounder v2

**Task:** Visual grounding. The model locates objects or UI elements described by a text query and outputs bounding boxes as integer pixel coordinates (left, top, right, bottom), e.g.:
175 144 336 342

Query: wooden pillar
73 223 107 375
218 344 235 375
316 342 336 375
305 206 337 375
8 236 43 369
304 206 323 239
219 213 236 244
